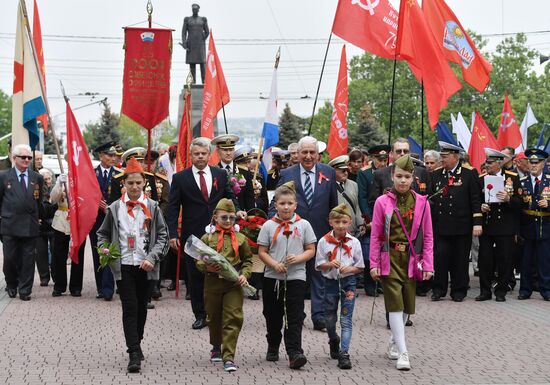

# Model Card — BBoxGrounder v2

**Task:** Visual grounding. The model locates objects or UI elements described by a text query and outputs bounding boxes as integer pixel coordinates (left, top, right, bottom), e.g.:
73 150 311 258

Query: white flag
516 103 538 153
451 112 471 150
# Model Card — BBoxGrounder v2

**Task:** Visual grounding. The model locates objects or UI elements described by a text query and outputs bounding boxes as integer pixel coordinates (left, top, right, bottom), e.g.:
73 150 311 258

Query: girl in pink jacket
369 155 434 371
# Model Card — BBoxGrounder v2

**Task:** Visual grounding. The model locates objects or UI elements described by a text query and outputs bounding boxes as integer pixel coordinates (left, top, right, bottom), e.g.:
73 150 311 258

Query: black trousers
479 234 513 297
262 277 305 357
185 254 205 319
118 265 152 353
36 233 53 283
89 218 114 297
2 235 37 296
51 230 86 293
433 234 472 299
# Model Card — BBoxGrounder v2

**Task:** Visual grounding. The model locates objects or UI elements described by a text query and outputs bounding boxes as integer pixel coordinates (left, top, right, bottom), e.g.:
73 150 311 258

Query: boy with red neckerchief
257 182 317 369
315 203 364 369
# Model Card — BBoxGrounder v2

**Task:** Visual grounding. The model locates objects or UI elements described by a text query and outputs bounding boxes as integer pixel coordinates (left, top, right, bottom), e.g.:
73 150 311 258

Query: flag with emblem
66 100 102 263
327 45 348 159
12 0 47 150
496 94 522 149
423 0 492 92
468 111 499 172
176 88 192 172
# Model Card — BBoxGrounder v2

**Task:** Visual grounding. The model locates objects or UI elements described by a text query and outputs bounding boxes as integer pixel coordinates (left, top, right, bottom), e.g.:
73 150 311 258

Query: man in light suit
0 144 44 301
269 136 338 331
167 137 243 329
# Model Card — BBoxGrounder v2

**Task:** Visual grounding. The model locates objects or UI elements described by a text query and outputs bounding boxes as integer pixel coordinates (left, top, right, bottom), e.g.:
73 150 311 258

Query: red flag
468 111 499 172
423 0 492 92
176 89 192 172
327 45 348 159
396 0 462 129
66 101 102 263
32 0 48 133
496 94 522 149
332 0 398 59
201 31 230 139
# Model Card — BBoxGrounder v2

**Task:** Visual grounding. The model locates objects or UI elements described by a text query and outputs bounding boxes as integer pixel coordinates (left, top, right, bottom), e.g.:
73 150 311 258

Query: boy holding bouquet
97 158 169 373
315 203 364 369
257 182 317 369
198 198 252 372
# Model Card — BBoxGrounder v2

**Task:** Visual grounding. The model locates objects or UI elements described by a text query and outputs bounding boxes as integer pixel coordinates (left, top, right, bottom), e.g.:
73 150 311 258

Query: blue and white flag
12 0 46 150
260 60 279 180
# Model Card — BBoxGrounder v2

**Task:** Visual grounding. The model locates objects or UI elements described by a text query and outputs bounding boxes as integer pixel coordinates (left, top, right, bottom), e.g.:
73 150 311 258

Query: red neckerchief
122 194 151 220
215 224 239 257
323 231 352 261
271 214 301 244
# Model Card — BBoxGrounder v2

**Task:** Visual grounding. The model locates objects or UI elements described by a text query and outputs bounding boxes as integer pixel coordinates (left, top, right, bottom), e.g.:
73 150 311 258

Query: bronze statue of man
181 3 209 84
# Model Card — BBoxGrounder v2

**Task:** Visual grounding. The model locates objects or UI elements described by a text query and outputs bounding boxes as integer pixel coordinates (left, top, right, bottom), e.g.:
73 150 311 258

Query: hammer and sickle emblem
72 140 82 166
207 53 217 78
500 112 514 130
351 0 380 16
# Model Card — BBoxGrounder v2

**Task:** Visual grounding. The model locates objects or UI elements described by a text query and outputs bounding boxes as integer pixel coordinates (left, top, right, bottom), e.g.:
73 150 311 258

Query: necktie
304 171 313 206
225 164 231 173
20 174 27 193
103 170 108 184
198 170 209 202
534 177 540 196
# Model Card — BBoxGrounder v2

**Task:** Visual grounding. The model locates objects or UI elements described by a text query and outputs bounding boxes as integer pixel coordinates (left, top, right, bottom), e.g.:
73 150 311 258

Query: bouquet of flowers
229 173 247 195
97 242 122 271
184 235 257 296
237 210 267 254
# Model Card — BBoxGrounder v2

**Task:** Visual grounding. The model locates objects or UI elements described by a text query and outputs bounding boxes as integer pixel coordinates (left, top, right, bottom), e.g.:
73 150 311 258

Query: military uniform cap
272 150 291 163
121 147 160 164
234 145 253 164
331 203 352 219
212 134 240 149
94 141 117 155
525 148 548 163
328 155 349 170
394 154 414 173
484 148 507 160
215 198 236 213
438 141 463 154
281 180 296 192
368 144 391 158
318 140 327 154
114 144 124 156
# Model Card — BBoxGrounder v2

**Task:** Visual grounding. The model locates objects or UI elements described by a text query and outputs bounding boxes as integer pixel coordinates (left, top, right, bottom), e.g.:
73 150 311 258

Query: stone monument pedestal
177 84 217 139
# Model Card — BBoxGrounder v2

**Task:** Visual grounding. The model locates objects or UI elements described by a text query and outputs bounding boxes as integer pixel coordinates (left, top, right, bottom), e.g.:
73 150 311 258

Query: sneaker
223 360 237 372
396 352 411 370
337 352 352 369
210 349 222 363
266 346 279 362
329 338 340 359
387 340 399 360
289 353 307 369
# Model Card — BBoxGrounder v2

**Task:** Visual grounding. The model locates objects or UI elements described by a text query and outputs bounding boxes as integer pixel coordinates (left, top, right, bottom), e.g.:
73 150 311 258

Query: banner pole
421 80 425 152
308 32 333 135
388 56 398 146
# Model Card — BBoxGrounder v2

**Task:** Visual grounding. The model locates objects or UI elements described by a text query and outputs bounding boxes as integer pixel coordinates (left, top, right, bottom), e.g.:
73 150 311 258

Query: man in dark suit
0 144 44 301
234 145 269 213
429 141 483 302
167 137 243 329
89 142 119 301
269 136 338 331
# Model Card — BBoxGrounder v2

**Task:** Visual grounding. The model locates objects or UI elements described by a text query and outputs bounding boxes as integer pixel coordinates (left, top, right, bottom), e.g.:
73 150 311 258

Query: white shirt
118 193 149 265
220 161 234 173
315 231 364 280
159 153 175 185
299 164 316 193
192 165 212 196
531 173 543 188
99 165 111 179
15 168 29 189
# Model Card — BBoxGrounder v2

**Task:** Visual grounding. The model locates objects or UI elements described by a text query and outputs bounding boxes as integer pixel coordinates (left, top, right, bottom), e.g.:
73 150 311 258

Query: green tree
117 115 147 148
83 101 121 151
0 89 12 155
278 103 305 148
309 100 333 142
349 104 386 150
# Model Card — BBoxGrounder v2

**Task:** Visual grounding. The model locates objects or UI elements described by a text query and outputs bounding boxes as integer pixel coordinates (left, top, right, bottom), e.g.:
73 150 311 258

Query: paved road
1 248 549 385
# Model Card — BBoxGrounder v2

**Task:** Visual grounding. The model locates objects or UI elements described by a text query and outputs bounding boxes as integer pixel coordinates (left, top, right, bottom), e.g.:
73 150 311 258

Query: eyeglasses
394 149 410 155
219 215 237 222
16 155 33 160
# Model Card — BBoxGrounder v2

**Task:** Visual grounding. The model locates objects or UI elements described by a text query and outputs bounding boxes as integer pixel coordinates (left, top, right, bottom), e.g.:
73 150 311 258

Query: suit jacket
167 166 236 242
217 163 264 213
519 173 550 240
268 163 338 239
0 168 44 237
369 165 429 208
357 165 376 218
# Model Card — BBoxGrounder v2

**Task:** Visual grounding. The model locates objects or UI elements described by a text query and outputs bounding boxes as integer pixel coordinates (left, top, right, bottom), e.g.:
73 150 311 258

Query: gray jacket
97 198 169 281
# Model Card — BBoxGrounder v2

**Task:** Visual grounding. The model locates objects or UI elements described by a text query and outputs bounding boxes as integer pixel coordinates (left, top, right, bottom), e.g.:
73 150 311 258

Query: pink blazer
369 190 434 277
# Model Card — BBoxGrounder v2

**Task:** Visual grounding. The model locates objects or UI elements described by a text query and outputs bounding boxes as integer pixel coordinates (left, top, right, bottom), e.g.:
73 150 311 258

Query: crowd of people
1 133 549 374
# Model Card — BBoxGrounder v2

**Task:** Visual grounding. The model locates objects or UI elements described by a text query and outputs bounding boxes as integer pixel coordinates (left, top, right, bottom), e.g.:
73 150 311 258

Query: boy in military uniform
198 198 252 372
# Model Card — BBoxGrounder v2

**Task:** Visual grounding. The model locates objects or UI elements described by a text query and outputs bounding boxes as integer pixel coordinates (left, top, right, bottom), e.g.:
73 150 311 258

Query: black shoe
96 293 104 299
147 302 155 309
52 290 63 297
70 291 82 297
185 292 191 300
289 353 307 369
103 295 113 302
40 280 49 287
337 353 352 369
495 295 506 302
329 338 340 359
19 295 31 301
473 271 479 277
313 320 326 331
377 286 384 294
151 287 162 300
518 294 531 300
451 296 464 302
192 318 207 330
127 352 141 373
431 293 442 302
266 346 279 362
248 291 260 300
166 281 176 291
416 290 427 297
543 296 550 301
7 289 17 298
475 294 491 301
138 348 145 361
405 316 413 327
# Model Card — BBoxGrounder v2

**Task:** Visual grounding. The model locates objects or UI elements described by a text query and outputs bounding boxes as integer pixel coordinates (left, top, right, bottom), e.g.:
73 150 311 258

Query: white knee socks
389 311 407 354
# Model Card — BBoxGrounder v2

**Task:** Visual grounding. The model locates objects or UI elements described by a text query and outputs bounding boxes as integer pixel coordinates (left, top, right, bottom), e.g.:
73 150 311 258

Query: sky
1 0 550 135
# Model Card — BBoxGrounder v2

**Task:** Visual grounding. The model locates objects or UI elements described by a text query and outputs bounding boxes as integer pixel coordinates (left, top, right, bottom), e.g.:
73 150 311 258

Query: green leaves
97 241 122 271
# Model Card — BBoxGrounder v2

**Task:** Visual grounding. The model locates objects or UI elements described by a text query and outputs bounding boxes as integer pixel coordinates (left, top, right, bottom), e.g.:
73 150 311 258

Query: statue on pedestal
181 3 209 84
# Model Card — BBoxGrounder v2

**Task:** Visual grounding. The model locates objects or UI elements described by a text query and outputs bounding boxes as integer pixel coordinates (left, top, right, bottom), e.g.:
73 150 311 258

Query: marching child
257 182 317 369
315 203 364 369
97 158 169 373
198 198 252 373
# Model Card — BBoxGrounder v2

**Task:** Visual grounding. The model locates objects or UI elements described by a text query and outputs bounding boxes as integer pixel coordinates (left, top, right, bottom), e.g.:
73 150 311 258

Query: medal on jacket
33 184 40 200
542 186 550 201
